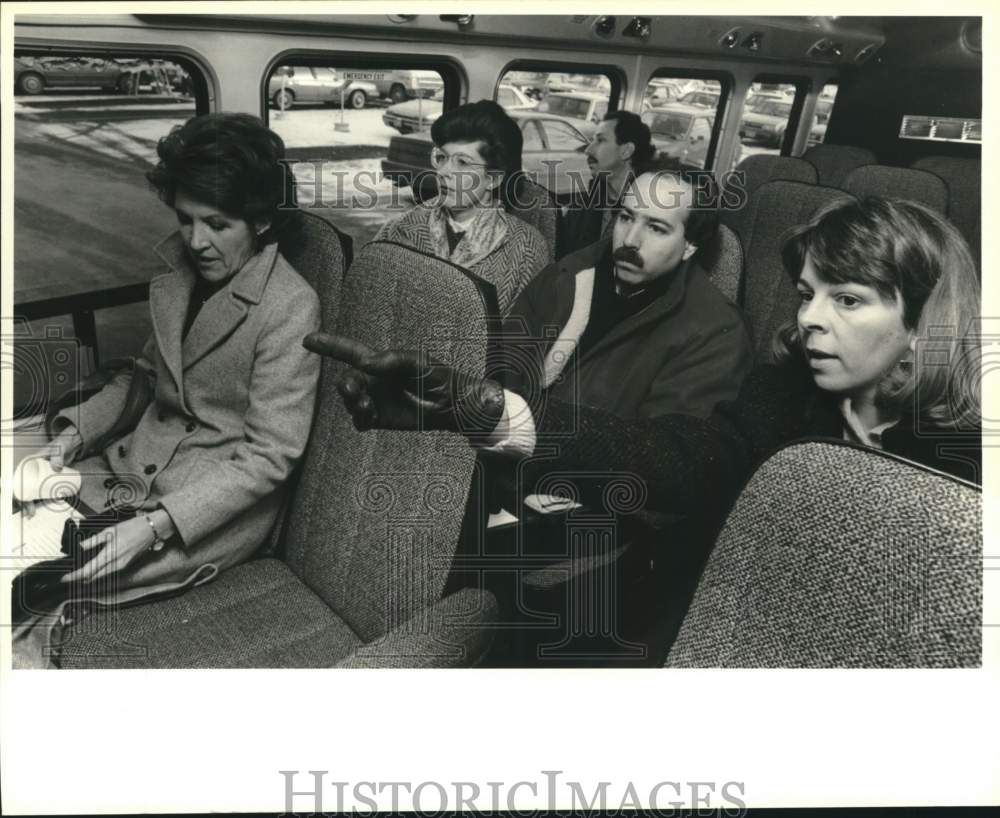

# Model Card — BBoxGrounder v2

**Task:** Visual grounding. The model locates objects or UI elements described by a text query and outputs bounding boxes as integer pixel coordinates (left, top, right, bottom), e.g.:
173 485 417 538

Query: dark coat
526 360 982 520
502 239 753 420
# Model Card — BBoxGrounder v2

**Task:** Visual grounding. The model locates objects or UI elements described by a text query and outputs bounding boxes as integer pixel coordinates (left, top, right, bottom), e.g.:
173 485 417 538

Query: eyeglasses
430 147 488 170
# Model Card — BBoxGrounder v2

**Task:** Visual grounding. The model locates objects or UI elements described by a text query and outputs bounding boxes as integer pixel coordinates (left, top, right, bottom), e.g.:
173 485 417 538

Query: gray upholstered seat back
508 177 558 264
842 165 949 214
284 240 497 642
741 181 854 359
801 143 876 188
721 155 818 246
911 156 981 265
697 223 743 304
666 440 982 668
278 210 352 331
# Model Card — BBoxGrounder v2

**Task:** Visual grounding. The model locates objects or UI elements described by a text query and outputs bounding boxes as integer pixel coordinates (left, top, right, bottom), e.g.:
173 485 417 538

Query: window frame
643 67 734 171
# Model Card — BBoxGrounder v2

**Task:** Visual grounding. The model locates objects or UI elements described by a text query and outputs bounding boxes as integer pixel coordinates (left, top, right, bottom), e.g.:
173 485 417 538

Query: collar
153 231 278 305
839 396 898 449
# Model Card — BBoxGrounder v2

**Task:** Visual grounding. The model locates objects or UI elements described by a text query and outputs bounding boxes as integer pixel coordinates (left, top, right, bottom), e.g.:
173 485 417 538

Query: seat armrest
336 588 498 668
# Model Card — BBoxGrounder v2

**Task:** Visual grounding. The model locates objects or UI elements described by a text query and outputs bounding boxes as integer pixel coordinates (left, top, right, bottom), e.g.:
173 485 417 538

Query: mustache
613 246 644 268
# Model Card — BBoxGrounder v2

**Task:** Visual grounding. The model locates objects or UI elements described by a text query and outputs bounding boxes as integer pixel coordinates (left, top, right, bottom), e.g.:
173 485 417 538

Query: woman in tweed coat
374 100 549 314
19 114 320 629
317 197 981 518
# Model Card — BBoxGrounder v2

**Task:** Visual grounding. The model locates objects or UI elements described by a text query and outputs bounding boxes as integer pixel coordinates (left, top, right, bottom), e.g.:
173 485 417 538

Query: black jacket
524 360 982 521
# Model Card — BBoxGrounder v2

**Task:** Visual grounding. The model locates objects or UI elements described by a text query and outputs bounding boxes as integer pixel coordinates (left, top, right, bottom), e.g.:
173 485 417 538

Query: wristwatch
144 514 167 551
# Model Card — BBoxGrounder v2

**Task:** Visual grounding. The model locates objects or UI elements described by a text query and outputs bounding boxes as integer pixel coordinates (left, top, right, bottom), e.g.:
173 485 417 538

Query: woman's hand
48 427 83 471
303 332 505 436
61 510 174 584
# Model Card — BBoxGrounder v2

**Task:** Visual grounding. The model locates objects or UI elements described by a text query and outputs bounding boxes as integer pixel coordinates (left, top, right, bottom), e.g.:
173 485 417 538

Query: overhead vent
439 14 474 29
386 14 416 23
961 19 982 53
719 28 741 49
855 43 880 63
809 38 844 60
593 16 616 38
623 16 652 41
742 32 763 52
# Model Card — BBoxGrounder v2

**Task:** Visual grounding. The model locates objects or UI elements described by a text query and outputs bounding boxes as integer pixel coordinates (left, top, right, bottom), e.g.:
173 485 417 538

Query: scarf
425 197 510 270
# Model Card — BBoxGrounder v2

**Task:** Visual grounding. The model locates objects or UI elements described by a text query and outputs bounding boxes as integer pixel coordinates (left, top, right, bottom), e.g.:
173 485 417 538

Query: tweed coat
57 234 321 594
374 204 550 315
502 239 754 420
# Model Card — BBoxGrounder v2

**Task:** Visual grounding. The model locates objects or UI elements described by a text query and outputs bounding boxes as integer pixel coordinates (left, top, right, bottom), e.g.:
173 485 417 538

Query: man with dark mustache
557 111 655 258
500 161 752 425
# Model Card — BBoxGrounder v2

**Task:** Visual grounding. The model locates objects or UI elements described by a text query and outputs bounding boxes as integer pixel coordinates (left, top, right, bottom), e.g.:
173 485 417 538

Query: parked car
381 84 535 134
806 99 834 146
373 70 443 103
535 91 609 138
14 56 122 95
268 66 377 109
642 106 715 170
739 98 793 146
643 79 682 109
381 111 591 200
676 90 721 109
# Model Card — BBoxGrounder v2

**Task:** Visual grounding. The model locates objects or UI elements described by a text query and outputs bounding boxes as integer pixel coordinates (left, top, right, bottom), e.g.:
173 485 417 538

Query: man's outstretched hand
303 332 505 436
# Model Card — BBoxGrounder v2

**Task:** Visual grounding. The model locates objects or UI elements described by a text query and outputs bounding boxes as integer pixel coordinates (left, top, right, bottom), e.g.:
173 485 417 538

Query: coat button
185 422 196 433
144 464 157 475
103 477 115 488
118 445 126 457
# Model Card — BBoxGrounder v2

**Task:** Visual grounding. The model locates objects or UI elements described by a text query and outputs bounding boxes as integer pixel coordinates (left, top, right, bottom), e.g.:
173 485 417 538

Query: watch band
144 514 166 551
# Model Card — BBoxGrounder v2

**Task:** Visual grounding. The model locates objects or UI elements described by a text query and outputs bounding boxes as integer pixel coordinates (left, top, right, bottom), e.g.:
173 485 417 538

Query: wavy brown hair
773 197 980 429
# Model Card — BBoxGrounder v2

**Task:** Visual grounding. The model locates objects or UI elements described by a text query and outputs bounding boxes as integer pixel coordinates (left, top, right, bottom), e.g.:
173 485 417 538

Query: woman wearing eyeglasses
374 100 549 314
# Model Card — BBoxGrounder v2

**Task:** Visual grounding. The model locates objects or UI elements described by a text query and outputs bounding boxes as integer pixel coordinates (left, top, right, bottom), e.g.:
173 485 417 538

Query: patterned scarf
425 196 510 270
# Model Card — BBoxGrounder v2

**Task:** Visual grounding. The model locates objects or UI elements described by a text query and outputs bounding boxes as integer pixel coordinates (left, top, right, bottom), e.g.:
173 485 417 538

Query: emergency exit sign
342 71 385 81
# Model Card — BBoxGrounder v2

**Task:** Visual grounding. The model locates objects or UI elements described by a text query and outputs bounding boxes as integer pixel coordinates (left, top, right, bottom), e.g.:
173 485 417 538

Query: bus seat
741 180 855 359
507 177 558 264
278 210 354 328
911 156 981 266
721 155 817 247
801 143 876 188
842 165 948 214
665 440 982 668
58 241 501 668
697 222 743 304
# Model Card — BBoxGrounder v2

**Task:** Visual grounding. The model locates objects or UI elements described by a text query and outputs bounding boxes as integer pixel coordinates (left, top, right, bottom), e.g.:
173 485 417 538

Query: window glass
498 67 613 197
641 75 724 170
807 83 838 147
266 62 447 247
520 120 544 151
736 81 799 164
544 120 589 151
13 51 200 407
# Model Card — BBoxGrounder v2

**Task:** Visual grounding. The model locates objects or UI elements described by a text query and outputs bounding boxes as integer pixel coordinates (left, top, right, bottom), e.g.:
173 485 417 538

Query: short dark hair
431 100 523 208
628 156 720 249
146 113 297 242
603 110 655 172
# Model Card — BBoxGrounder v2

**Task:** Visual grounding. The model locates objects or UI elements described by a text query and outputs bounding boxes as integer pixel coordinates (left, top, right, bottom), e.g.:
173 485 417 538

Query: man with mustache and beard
557 111 655 258
501 161 752 425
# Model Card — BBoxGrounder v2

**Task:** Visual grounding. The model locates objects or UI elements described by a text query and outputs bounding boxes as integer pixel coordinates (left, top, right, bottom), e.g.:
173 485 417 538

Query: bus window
807 84 838 147
13 50 200 413
498 67 613 195
265 63 446 245
737 81 799 162
641 76 725 171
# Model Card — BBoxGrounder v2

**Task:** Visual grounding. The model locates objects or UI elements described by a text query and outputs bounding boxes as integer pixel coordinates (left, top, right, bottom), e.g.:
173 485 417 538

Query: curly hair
773 196 980 429
146 112 299 243
430 100 524 210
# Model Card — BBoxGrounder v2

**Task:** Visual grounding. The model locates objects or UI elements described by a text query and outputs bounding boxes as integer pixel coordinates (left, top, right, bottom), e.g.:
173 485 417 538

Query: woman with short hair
16 113 320 655
375 100 549 314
